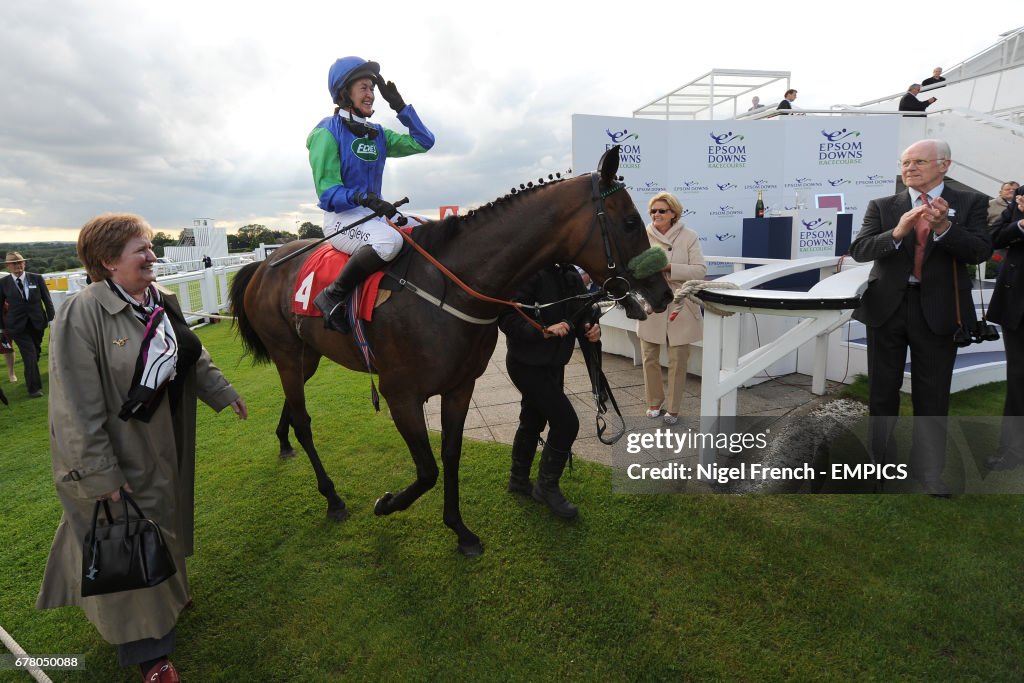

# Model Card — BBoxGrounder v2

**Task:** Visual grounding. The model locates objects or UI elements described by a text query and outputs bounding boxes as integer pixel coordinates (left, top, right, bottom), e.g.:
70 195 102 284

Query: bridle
389 171 637 332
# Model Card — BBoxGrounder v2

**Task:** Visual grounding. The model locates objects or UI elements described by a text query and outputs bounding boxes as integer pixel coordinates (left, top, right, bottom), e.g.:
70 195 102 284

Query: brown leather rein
387 173 626 335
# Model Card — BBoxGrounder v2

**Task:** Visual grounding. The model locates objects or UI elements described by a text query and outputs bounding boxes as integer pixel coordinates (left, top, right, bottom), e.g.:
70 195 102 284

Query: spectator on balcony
898 84 936 116
777 89 797 114
922 67 946 88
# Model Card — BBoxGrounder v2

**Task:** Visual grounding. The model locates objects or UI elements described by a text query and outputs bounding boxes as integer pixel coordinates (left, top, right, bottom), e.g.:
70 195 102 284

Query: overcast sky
0 1 1009 242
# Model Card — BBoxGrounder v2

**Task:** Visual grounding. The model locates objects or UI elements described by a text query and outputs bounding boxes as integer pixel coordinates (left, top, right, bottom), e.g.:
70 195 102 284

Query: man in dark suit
899 84 936 116
985 188 1024 469
777 88 797 114
0 252 55 398
850 139 992 494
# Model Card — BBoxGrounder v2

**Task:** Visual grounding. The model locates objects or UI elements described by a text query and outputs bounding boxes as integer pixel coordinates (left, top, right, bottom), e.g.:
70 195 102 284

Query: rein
386 172 627 335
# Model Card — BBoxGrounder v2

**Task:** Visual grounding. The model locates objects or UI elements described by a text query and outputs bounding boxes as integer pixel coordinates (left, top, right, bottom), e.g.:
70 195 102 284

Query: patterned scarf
106 280 179 422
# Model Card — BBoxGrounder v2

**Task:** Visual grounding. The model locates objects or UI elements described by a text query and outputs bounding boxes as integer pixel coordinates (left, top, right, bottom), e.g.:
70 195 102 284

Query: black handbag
81 489 177 597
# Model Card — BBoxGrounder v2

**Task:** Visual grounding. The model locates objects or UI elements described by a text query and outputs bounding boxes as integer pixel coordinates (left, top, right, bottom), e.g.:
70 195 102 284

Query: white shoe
646 406 663 419
663 414 679 426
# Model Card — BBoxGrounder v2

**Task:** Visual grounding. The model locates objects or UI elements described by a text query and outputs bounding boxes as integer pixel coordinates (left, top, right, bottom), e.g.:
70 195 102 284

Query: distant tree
151 231 176 257
265 230 299 244
298 222 324 239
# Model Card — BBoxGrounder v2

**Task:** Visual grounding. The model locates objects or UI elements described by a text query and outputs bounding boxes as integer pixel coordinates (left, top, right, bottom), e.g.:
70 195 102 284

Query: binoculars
954 320 1001 347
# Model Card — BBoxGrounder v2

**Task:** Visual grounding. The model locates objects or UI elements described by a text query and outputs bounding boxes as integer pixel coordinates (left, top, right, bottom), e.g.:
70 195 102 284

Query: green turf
1 325 1022 681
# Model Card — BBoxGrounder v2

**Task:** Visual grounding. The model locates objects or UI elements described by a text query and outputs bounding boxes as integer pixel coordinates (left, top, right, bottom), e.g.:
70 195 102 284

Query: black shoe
533 444 578 519
314 245 388 334
985 450 1024 471
314 291 351 333
507 430 537 496
28 390 43 398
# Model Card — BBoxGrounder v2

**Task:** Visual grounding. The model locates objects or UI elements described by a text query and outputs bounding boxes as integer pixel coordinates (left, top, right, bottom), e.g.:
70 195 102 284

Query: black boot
508 429 538 495
532 444 578 519
314 245 388 333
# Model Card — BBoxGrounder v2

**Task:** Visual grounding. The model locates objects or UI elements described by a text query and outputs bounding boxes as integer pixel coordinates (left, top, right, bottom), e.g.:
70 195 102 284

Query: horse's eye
624 215 642 232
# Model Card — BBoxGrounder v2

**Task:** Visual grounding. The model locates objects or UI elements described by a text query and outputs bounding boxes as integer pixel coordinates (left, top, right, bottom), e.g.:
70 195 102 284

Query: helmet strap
341 111 378 140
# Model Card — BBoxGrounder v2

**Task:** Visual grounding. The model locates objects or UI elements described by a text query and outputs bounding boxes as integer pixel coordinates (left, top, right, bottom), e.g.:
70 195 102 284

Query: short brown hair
77 213 153 283
648 192 684 226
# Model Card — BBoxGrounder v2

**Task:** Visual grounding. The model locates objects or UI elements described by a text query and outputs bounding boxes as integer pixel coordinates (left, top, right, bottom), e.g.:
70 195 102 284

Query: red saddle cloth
291 244 387 321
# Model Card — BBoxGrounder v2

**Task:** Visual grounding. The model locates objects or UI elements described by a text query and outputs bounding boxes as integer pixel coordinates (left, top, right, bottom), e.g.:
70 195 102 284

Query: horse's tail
230 261 272 365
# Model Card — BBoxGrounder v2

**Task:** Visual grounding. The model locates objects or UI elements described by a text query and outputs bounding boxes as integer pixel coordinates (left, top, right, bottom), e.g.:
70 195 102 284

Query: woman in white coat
636 192 706 425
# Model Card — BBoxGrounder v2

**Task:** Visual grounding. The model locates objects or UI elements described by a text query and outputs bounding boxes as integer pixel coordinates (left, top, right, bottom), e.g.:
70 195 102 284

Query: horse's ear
598 145 620 184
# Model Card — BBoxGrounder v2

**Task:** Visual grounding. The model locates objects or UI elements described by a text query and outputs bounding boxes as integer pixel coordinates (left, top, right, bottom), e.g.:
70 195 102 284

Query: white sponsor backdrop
572 114 898 273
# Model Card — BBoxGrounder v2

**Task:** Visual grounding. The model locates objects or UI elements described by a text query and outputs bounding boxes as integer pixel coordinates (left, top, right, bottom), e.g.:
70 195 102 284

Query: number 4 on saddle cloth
291 243 393 323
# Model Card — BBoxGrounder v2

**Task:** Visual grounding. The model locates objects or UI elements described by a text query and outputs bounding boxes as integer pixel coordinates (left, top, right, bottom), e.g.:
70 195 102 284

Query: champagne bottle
755 190 765 218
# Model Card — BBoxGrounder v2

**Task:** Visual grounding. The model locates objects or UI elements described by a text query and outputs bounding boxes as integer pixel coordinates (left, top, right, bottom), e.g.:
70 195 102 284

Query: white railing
51 258 253 324
694 257 869 420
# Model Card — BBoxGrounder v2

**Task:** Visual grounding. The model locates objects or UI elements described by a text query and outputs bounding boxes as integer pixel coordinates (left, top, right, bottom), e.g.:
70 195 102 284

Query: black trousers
865 287 957 478
117 626 175 667
998 324 1024 456
505 358 579 452
10 323 44 394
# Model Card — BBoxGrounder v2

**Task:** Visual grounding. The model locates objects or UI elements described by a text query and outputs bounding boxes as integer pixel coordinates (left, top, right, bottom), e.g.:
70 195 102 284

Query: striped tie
912 194 931 281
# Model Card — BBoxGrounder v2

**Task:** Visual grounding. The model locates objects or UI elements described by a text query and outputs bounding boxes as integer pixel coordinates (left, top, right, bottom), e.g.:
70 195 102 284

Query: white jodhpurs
323 208 404 261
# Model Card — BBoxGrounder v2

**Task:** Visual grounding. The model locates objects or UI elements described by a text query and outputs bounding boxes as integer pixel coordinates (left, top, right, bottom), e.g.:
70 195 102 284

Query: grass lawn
1 324 1022 681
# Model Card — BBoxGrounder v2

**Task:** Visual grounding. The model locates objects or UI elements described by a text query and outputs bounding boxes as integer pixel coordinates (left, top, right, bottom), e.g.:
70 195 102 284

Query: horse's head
570 145 673 320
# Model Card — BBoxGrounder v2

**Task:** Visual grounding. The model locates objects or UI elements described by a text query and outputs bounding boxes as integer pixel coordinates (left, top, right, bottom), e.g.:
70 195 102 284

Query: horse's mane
408 172 574 251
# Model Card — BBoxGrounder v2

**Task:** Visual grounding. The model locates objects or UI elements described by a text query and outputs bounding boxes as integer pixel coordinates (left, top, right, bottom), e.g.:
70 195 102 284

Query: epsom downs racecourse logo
708 131 747 168
351 138 379 161
799 217 836 252
606 128 641 168
819 128 863 166
674 180 710 194
856 173 891 187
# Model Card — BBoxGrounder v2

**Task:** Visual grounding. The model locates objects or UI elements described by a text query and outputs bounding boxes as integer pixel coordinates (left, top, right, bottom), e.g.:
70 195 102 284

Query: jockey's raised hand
375 75 406 113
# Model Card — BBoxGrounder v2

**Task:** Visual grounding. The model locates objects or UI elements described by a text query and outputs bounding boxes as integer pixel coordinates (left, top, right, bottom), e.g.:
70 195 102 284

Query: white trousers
323 208 404 261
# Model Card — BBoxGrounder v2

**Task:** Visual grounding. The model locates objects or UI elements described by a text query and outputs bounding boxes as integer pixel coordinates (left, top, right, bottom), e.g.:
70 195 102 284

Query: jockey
307 56 435 333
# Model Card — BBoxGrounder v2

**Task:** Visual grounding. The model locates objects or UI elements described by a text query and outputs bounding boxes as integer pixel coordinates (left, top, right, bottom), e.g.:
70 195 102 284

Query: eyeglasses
649 208 671 215
899 158 947 169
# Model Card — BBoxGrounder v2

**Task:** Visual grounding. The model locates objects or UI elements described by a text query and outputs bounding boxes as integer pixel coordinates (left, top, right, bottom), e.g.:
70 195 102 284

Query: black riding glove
375 76 406 113
354 191 398 219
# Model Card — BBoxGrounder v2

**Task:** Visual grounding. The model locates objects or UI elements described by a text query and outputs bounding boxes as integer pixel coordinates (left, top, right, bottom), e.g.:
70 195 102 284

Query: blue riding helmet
328 56 381 103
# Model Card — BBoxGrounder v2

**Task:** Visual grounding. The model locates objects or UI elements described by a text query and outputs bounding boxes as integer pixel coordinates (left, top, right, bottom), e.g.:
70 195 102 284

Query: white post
201 267 218 316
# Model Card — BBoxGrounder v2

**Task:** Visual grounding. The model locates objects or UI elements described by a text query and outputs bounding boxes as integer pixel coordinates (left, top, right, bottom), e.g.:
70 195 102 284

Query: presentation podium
741 211 853 289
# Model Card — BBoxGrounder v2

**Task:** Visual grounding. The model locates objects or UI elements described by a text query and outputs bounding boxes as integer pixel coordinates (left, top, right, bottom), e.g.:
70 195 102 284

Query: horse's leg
275 354 320 460
276 402 296 459
439 382 483 557
275 357 349 522
372 396 439 516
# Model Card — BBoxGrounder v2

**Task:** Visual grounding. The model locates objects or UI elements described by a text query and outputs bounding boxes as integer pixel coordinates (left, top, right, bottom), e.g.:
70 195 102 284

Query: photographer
985 188 1024 470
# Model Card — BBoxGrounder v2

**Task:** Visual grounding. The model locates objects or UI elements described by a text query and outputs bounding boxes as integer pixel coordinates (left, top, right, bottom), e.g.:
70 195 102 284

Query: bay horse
230 147 672 556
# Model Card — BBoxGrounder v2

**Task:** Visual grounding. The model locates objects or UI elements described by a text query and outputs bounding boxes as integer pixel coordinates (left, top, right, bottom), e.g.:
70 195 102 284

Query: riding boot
507 429 538 496
532 444 578 519
314 245 388 333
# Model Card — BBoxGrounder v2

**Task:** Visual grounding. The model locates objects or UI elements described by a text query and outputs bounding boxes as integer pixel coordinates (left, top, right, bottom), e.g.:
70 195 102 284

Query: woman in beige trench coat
36 214 247 682
636 192 706 425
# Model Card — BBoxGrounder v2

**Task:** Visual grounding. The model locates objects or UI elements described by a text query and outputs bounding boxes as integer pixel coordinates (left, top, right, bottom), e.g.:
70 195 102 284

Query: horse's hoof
374 492 394 516
457 540 484 558
279 448 296 460
326 505 350 522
